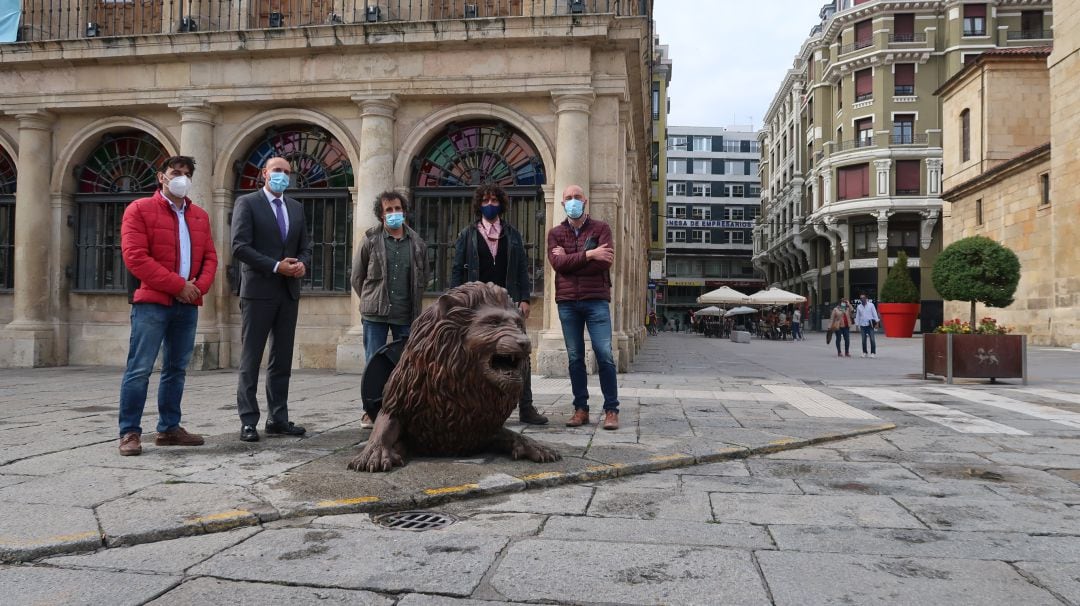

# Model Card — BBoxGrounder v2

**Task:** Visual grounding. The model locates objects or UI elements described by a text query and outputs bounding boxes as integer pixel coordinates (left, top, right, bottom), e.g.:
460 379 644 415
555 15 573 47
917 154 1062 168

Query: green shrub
932 236 1021 327
879 251 920 304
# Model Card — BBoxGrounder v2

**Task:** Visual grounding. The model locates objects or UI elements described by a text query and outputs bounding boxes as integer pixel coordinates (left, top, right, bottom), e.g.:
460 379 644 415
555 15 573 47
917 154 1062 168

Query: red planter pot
878 303 920 338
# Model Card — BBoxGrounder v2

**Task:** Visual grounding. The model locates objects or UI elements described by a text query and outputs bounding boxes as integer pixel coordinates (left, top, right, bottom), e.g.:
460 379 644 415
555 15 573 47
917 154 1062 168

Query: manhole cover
374 511 457 532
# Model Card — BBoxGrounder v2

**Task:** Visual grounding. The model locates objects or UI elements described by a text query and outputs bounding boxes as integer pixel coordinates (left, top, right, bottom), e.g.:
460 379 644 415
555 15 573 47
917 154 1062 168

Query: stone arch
213 108 360 193
394 103 555 189
51 116 178 193
0 130 17 164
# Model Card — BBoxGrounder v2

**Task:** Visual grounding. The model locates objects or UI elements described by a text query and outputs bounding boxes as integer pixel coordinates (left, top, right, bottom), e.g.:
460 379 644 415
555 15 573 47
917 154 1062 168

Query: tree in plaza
878 250 920 304
932 236 1021 328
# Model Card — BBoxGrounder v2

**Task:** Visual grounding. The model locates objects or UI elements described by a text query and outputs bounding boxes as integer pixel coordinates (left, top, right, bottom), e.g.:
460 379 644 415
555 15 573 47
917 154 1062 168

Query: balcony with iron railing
1006 29 1052 40
839 37 874 55
890 133 928 146
832 138 876 153
10 0 648 43
888 32 926 44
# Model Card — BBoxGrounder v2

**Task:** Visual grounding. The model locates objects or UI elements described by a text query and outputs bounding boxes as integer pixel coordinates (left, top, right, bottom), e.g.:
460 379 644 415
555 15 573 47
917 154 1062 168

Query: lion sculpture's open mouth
485 347 526 387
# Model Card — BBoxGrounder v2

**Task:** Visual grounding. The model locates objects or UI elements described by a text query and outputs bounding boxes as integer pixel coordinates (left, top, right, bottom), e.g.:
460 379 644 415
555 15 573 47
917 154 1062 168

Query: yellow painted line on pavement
424 483 479 496
190 509 252 524
649 454 689 462
767 438 800 446
0 531 100 547
317 496 380 507
586 463 625 472
519 472 563 482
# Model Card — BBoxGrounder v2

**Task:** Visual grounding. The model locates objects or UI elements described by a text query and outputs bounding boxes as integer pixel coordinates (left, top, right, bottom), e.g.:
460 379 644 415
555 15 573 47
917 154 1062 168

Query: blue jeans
834 326 851 355
118 303 198 436
860 324 877 354
792 322 802 340
363 319 411 363
558 300 619 413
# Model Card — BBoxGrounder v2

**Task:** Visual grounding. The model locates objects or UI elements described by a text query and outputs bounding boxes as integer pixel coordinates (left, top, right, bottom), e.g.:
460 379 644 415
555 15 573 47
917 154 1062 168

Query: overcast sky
654 1 824 131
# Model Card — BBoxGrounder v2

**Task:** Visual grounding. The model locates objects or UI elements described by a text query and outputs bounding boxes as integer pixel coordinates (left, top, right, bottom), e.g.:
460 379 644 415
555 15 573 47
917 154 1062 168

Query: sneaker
360 413 374 429
155 426 204 446
602 410 619 430
837 352 842 358
565 409 590 427
861 353 868 358
119 432 142 456
870 353 877 358
844 353 851 357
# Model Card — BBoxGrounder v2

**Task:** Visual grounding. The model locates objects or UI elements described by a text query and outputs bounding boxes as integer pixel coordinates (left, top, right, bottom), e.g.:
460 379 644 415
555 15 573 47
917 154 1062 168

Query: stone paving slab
0 566 181 606
710 493 925 528
43 526 262 573
490 538 771 605
0 502 101 563
539 516 773 550
147 577 393 605
757 551 1062 606
1014 561 1080 604
895 496 1080 533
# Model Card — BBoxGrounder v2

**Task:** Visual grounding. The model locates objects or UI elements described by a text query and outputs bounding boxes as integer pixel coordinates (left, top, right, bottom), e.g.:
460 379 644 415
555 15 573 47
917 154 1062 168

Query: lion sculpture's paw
347 442 403 473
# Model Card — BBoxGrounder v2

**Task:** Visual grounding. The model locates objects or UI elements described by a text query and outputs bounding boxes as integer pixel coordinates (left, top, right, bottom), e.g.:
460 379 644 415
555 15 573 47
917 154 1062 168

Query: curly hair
372 191 411 221
471 184 509 219
380 282 526 455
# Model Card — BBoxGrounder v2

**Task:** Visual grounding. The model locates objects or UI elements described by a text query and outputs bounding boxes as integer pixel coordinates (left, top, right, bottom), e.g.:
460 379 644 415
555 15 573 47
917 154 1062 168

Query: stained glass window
414 122 545 188
0 146 15 290
75 131 169 291
235 125 354 293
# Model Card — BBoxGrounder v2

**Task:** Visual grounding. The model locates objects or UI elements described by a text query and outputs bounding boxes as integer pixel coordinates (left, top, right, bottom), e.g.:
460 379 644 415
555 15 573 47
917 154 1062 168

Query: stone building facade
755 0 1052 332
0 1 654 374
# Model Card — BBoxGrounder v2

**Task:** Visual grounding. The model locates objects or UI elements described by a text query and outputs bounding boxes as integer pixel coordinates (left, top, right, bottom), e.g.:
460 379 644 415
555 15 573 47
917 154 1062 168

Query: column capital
551 88 595 115
169 101 216 125
351 94 399 119
10 110 54 131
873 159 892 171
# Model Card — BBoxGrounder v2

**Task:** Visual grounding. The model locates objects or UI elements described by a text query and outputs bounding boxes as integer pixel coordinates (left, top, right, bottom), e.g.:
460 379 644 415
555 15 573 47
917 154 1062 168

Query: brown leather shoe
565 409 590 427
155 426 205 446
119 432 142 456
603 410 619 430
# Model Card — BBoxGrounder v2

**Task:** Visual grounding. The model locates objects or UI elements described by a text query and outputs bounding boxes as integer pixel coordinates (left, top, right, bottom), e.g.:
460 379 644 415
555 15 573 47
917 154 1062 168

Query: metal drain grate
374 511 457 532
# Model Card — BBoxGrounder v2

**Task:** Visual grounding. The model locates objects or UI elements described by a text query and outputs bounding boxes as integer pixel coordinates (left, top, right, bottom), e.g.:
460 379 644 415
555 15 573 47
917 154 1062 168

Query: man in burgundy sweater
547 184 620 430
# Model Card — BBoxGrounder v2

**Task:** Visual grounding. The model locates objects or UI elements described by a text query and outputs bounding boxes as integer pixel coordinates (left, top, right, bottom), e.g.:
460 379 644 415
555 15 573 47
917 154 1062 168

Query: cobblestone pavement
1 332 1078 604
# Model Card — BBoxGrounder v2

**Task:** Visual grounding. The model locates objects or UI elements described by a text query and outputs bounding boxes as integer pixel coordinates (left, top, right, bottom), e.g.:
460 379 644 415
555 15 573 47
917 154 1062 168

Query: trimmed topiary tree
932 236 1021 328
879 251 920 303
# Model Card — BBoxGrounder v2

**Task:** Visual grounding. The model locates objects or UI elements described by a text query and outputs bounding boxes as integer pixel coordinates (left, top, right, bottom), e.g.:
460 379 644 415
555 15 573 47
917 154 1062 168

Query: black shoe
519 402 549 425
240 425 260 442
265 420 306 436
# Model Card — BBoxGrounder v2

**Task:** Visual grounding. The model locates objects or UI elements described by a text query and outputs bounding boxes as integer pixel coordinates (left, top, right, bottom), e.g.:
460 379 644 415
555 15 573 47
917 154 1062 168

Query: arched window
411 121 546 293
0 146 15 290
74 131 169 291
235 125 354 292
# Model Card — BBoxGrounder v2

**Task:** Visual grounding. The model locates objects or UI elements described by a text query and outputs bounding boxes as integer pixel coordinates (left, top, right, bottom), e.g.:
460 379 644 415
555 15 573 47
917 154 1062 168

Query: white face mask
166 175 191 198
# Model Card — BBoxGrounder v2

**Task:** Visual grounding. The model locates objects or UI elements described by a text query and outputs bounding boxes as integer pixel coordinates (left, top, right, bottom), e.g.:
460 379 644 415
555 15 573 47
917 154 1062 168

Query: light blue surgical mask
385 212 404 229
564 199 584 219
267 172 290 194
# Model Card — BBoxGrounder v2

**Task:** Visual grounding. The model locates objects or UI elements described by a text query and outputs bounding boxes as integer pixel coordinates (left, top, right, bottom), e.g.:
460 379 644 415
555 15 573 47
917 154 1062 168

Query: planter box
923 333 1027 384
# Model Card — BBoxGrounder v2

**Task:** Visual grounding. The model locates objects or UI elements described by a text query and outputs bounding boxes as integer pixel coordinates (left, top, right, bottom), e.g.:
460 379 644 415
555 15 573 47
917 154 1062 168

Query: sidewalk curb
2 422 894 563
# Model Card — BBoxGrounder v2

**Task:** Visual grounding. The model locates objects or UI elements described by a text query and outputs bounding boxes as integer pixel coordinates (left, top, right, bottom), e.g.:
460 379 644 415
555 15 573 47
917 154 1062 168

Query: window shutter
894 64 915 87
858 164 870 198
893 13 914 36
855 19 872 42
896 160 921 192
964 3 986 18
837 168 848 200
855 69 873 97
855 118 872 133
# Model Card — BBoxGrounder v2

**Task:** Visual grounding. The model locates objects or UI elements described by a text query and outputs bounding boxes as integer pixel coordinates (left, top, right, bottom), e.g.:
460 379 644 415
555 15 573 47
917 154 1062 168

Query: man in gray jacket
351 191 428 427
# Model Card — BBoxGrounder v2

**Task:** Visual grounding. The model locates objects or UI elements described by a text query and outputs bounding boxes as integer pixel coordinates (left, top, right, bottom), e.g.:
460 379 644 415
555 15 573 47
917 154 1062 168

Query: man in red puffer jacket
117 155 217 456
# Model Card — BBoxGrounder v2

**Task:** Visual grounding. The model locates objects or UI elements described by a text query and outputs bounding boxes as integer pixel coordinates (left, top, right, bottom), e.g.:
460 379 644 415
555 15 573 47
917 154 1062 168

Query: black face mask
480 205 501 221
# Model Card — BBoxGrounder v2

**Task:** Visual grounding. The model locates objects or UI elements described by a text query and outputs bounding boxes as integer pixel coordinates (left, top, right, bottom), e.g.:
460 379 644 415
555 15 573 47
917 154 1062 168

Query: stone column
875 209 892 295
1 111 57 367
821 170 833 207
925 158 943 195
337 94 399 373
171 101 221 369
536 88 594 377
874 159 891 197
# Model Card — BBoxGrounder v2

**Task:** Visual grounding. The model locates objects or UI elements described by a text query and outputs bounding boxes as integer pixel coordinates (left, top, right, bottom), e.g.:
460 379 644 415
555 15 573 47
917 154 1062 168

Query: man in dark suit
231 156 313 442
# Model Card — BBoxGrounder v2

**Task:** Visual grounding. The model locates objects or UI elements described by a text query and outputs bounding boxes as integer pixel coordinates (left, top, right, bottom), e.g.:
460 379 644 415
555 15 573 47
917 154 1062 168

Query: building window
691 207 712 220
837 163 870 201
723 160 742 175
651 85 660 120
692 160 710 174
961 109 971 162
887 226 920 256
896 160 921 195
0 146 14 290
748 184 762 197
854 18 873 49
728 207 744 220
892 13 915 42
963 3 986 36
75 131 169 292
667 159 680 175
976 198 983 225
666 229 686 243
730 231 744 244
892 114 915 144
692 230 711 244
729 184 744 197
1040 172 1050 205
413 122 544 294
668 182 687 197
668 136 688 151
1020 10 1045 38
837 78 843 109
853 223 878 258
692 137 710 152
668 205 686 218
855 118 874 147
894 63 915 96
854 68 873 102
691 183 711 197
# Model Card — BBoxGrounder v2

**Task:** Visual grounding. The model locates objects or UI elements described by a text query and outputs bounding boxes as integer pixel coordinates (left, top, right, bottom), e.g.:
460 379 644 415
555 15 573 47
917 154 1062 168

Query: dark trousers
237 292 299 426
834 326 851 355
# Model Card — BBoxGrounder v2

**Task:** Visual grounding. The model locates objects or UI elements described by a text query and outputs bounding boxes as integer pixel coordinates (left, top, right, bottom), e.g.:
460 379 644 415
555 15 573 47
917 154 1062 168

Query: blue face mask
385 212 404 229
480 205 501 221
565 199 584 219
267 172 290 194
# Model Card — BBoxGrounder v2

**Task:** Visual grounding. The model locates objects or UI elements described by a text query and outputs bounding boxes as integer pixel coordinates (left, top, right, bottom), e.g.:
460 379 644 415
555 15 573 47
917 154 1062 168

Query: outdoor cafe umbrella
696 306 723 316
724 306 757 317
746 287 807 306
696 286 750 305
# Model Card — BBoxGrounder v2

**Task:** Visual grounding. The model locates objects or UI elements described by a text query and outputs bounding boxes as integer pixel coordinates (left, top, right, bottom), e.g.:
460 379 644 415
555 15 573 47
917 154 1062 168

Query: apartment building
660 126 765 324
648 38 673 317
755 0 1052 331
0 1 654 374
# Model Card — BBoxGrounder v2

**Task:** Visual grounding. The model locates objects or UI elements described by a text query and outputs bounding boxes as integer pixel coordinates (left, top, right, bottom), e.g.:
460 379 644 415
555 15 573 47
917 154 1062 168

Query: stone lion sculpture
348 281 561 472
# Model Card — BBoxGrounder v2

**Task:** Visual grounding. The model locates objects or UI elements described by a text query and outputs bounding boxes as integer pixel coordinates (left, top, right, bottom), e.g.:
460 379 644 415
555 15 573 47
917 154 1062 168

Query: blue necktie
272 198 287 241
